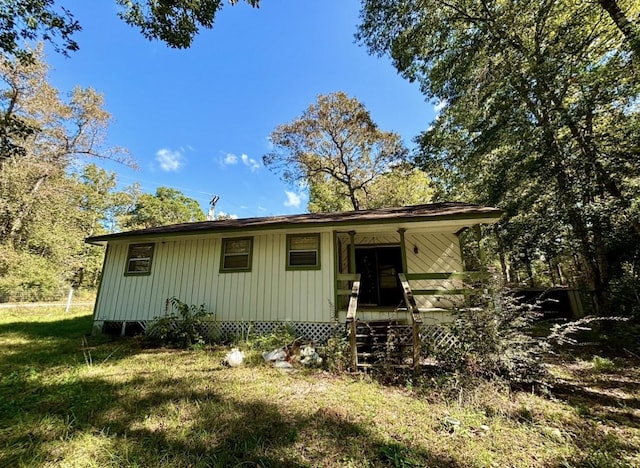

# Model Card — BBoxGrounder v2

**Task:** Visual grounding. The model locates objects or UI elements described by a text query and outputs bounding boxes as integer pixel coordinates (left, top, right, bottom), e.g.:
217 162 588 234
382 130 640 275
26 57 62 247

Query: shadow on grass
551 375 640 430
0 314 93 338
0 316 455 466
0 315 142 372
546 358 640 466
0 372 461 467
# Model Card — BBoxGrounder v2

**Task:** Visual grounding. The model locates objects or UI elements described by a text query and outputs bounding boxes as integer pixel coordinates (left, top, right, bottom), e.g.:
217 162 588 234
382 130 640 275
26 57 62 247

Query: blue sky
46 0 437 219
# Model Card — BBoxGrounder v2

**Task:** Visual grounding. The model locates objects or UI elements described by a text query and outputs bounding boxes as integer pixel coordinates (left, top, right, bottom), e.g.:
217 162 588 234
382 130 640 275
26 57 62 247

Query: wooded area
0 49 205 300
358 0 640 318
0 0 638 321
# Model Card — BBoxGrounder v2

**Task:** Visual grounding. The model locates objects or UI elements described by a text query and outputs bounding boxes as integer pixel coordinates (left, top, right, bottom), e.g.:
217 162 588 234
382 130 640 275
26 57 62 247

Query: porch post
398 228 408 274
333 230 339 321
348 230 356 274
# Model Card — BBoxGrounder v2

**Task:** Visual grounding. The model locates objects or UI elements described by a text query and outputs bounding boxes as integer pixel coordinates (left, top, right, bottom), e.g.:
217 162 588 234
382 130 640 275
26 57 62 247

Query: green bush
591 355 616 372
433 286 548 386
145 297 214 348
321 333 350 373
242 323 298 352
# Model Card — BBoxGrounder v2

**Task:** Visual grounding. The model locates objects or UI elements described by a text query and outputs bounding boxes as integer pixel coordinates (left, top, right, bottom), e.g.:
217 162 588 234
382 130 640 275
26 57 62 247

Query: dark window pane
224 254 249 270
128 259 150 272
289 251 317 266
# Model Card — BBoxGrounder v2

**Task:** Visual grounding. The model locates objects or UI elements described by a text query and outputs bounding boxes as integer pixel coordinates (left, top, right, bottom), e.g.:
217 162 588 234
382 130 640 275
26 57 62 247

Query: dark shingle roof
86 202 501 244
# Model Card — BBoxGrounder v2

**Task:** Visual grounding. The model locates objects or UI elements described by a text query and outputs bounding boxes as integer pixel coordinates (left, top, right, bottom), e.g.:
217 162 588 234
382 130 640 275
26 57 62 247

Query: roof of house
86 202 502 244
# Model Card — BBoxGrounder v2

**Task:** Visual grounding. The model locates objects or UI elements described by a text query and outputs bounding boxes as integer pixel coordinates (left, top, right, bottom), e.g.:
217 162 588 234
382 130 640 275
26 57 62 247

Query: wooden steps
354 319 415 370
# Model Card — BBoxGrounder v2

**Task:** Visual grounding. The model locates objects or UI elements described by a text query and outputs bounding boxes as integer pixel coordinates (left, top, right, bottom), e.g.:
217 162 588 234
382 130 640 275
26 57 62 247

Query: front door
355 246 403 307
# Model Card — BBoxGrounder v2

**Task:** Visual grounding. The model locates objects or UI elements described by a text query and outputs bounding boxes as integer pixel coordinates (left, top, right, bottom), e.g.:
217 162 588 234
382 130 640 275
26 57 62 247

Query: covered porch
332 225 488 371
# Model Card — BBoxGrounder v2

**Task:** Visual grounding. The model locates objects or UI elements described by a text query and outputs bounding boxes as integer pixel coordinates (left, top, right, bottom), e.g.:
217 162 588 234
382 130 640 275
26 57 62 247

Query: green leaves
123 186 206 229
0 50 131 297
0 0 81 60
264 91 428 212
0 0 262 60
358 0 640 314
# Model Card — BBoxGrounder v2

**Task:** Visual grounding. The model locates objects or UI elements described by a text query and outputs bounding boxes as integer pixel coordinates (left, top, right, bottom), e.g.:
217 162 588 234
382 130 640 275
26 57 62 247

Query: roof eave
85 210 502 245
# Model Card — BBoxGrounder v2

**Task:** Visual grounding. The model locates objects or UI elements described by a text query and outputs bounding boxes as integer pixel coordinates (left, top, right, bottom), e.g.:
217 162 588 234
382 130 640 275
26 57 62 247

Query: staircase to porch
343 273 423 371
354 319 415 369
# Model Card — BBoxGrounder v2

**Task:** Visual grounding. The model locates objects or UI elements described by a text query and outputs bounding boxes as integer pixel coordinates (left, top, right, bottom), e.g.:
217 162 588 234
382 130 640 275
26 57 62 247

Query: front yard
0 307 638 467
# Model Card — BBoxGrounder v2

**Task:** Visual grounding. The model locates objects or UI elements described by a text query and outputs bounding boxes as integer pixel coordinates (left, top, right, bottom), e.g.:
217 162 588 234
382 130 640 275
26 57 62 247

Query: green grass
1 308 639 467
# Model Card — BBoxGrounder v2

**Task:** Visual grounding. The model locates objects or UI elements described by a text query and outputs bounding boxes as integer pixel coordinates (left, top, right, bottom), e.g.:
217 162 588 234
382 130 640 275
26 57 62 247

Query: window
287 234 321 270
125 243 154 275
221 237 253 272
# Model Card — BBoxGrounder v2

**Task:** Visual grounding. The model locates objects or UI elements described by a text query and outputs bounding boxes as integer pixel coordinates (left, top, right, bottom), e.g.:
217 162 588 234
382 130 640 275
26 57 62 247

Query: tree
0 0 80 61
597 0 640 56
116 0 260 49
0 0 261 60
264 91 417 211
357 1 640 316
123 186 206 229
307 162 434 212
0 49 131 299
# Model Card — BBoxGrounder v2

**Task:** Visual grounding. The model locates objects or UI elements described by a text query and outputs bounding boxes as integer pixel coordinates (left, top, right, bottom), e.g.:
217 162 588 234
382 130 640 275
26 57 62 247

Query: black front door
355 246 403 307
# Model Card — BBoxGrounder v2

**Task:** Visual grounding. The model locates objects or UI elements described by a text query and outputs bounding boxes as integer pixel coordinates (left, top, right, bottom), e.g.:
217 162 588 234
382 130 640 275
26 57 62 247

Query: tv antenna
208 195 220 220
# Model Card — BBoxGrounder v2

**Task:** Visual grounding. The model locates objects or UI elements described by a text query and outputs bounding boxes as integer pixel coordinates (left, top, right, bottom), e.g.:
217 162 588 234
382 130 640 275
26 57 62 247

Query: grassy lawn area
1 308 638 467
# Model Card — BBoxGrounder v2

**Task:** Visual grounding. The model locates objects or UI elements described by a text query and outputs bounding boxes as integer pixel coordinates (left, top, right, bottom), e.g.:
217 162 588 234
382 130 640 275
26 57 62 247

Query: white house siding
353 232 400 245
94 231 334 325
406 231 464 323
332 229 464 324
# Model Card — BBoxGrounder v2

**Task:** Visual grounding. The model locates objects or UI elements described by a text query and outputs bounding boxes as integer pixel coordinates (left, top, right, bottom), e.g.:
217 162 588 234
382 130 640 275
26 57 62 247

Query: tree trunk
597 0 640 56
8 174 47 245
523 249 535 288
495 228 510 284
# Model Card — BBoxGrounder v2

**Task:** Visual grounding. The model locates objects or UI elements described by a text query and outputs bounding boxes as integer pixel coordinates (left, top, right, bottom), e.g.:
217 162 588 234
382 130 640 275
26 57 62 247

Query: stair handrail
398 273 422 370
345 274 361 369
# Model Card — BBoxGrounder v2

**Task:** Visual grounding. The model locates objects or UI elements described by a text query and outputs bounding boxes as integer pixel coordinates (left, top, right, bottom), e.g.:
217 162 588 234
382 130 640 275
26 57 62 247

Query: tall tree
0 49 131 299
307 163 434 212
123 186 206 229
263 91 417 211
357 0 640 315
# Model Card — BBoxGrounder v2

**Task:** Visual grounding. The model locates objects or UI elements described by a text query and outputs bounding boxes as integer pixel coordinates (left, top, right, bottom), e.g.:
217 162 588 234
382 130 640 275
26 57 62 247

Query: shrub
591 355 616 372
243 323 298 352
430 282 628 388
145 297 214 348
431 285 549 386
321 333 350 373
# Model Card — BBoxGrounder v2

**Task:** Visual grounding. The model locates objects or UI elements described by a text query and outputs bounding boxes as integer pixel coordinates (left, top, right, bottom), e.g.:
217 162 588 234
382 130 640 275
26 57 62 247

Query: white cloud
241 153 261 172
155 148 184 172
220 152 260 171
223 153 238 165
217 211 239 220
284 191 303 208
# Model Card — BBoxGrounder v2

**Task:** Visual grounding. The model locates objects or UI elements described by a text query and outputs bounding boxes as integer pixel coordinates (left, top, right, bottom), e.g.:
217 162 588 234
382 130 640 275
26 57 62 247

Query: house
87 202 501 367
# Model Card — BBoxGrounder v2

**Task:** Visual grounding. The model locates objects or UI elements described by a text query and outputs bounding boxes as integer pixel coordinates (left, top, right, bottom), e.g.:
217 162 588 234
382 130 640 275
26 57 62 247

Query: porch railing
398 273 423 370
341 274 361 369
402 271 486 302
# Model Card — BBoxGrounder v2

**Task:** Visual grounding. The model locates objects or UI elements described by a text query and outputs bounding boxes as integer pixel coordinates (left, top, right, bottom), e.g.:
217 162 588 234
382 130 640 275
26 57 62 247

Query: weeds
144 297 214 348
320 333 350 373
1 307 639 467
591 355 616 372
